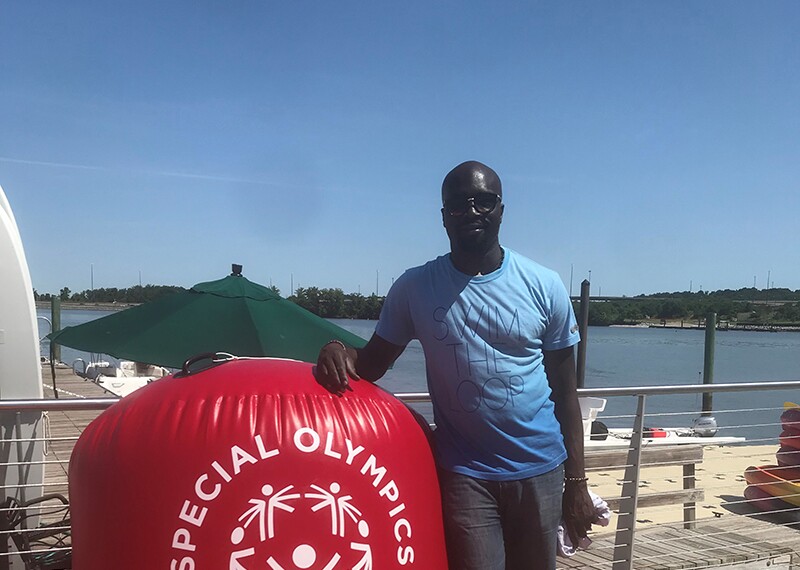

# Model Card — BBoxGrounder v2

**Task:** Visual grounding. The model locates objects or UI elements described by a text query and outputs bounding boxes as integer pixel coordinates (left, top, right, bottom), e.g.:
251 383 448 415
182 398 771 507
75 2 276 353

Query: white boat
579 396 607 437
73 358 170 397
0 184 47 565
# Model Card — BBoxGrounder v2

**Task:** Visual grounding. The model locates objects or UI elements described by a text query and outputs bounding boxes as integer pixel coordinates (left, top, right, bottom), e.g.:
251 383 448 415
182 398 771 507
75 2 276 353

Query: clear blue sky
2 2 798 298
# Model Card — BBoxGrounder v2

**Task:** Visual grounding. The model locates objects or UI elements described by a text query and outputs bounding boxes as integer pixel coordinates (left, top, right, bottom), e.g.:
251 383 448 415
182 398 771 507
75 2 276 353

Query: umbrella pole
50 344 58 399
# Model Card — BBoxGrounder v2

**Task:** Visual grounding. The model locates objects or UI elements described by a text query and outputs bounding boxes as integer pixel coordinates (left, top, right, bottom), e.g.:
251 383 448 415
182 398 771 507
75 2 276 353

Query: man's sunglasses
443 193 502 216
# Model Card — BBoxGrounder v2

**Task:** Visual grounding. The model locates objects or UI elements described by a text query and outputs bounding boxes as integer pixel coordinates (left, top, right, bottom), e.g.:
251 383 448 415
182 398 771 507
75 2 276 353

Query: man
316 161 596 569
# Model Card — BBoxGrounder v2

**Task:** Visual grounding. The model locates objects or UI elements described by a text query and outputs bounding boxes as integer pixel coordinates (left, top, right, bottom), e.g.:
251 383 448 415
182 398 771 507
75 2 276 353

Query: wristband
325 339 347 351
564 476 588 483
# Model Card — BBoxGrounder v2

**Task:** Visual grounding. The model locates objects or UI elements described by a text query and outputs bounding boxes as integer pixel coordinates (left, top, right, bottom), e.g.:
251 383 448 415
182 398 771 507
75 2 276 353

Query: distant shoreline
36 301 133 311
36 303 800 332
614 320 800 333
650 324 800 332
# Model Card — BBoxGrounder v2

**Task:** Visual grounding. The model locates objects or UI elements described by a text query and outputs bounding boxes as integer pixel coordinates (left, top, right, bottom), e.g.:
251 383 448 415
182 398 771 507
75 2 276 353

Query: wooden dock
559 515 800 569
40 364 111 499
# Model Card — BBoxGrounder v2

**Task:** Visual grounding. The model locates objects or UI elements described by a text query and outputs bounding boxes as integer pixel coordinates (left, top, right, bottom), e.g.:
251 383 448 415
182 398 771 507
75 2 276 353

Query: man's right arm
315 333 405 395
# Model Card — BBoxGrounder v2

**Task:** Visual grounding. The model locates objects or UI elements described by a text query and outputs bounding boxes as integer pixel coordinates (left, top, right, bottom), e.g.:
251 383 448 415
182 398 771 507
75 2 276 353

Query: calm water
38 310 800 440
329 320 800 440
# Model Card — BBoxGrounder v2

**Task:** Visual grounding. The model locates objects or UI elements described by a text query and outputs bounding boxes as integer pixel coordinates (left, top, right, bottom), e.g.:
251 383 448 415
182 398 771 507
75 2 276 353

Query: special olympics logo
229 481 374 570
169 427 415 570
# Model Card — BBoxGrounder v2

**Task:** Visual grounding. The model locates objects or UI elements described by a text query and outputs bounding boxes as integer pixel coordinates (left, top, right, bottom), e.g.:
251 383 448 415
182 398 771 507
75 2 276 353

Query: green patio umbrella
47 266 367 368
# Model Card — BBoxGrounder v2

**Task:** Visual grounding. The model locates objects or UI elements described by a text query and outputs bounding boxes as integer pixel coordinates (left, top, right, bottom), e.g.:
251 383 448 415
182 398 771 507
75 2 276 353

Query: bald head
441 161 502 201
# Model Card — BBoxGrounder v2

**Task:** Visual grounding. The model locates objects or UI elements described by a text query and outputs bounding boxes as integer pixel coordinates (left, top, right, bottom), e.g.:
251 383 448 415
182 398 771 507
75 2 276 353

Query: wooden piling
702 312 716 413
576 279 590 389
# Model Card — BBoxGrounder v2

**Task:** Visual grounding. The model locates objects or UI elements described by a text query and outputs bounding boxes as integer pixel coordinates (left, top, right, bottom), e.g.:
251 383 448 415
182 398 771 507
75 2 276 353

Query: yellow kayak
744 465 800 507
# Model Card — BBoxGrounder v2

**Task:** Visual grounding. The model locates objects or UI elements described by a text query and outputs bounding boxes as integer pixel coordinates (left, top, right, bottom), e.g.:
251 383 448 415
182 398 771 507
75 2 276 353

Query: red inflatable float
777 446 800 467
779 429 800 451
781 406 800 431
70 357 448 569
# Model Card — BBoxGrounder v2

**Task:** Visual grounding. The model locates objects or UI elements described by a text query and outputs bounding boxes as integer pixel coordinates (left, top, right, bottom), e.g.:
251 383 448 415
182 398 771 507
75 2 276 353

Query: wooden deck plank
704 526 793 559
634 540 700 569
657 526 734 567
691 527 776 564
41 365 108 500
560 517 800 569
558 547 613 569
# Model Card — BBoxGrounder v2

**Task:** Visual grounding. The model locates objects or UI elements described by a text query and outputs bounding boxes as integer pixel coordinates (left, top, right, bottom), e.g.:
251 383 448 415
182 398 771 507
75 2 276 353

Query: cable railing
399 380 800 569
1 380 799 569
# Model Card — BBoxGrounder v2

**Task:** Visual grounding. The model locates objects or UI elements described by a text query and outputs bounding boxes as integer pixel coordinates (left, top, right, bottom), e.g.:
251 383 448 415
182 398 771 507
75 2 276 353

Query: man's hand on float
315 340 359 395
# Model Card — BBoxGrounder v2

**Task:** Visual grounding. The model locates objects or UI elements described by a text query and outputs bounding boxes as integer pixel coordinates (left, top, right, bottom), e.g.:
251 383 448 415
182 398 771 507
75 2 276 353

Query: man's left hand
562 480 596 546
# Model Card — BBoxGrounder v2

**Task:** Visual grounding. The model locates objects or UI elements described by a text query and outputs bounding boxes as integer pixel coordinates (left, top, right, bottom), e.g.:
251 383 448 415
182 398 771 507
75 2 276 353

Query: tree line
287 287 385 320
35 285 187 305
584 289 800 326
33 284 387 320
34 285 800 326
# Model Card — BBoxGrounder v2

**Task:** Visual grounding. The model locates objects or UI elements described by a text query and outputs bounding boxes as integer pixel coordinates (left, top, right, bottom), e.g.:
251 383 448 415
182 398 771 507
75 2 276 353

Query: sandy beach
585 441 788 532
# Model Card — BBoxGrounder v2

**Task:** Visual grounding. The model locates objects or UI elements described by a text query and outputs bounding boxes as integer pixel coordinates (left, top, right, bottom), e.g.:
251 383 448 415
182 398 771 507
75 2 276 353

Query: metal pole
576 279 590 389
14 413 27 505
50 297 61 364
50 349 58 399
50 297 61 398
612 394 646 570
702 312 716 414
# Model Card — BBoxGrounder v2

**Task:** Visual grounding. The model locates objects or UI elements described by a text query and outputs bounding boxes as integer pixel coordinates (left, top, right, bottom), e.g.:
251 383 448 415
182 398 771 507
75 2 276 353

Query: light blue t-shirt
376 248 580 481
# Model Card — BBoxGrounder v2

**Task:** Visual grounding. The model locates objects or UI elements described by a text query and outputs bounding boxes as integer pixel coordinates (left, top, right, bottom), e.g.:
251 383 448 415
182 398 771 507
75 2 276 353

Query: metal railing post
14 412 26 505
612 394 646 570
